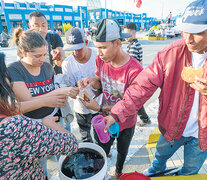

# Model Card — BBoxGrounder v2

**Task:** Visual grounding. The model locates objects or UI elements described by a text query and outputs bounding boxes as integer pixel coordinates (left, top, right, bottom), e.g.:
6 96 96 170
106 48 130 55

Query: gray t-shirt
8 61 56 119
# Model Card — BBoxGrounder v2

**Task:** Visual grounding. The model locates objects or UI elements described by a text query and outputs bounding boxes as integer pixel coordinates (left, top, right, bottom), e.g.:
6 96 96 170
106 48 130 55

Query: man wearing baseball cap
100 0 207 177
78 18 143 179
62 27 102 143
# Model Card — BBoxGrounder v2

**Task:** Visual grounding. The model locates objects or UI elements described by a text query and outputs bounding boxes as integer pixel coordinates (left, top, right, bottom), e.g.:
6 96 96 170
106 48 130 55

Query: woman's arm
12 81 78 113
2 115 78 159
42 116 70 134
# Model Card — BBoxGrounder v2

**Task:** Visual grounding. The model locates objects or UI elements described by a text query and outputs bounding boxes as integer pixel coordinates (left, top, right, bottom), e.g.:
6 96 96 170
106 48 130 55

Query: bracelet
99 105 103 112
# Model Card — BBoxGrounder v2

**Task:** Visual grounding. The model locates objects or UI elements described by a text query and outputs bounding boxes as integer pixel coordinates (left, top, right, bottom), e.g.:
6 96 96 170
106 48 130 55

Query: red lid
119 171 151 180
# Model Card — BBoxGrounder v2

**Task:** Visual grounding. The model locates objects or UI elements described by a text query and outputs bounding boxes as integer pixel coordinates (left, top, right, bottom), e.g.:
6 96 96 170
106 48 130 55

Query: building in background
87 0 102 9
0 0 159 35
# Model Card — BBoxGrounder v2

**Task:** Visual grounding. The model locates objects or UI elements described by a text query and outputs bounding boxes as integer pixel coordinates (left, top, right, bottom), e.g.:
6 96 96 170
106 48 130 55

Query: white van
160 23 175 38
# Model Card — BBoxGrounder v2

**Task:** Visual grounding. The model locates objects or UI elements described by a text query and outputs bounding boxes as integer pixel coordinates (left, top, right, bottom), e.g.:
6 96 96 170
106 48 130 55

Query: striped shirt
126 39 143 63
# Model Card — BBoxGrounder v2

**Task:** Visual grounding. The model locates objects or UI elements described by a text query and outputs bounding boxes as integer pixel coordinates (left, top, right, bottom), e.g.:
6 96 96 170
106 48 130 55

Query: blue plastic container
108 122 119 138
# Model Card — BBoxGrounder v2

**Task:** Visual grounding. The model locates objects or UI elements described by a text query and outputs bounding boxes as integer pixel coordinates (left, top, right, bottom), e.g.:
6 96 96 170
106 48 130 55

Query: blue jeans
152 134 207 175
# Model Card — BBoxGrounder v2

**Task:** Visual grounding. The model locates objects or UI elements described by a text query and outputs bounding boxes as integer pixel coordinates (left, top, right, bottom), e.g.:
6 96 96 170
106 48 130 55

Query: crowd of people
1 0 207 179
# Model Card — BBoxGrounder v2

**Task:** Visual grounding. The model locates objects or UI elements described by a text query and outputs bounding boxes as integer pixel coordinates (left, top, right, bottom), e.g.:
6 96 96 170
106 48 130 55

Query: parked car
146 31 156 37
160 23 175 38
171 26 181 37
165 27 175 38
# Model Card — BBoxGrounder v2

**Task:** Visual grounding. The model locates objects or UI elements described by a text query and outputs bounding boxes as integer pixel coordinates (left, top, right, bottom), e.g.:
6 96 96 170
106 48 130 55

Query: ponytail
12 27 47 59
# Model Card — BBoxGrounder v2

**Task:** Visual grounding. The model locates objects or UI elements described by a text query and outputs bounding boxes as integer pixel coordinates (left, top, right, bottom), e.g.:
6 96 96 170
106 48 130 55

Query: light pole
161 0 164 21
80 7 83 28
105 0 107 18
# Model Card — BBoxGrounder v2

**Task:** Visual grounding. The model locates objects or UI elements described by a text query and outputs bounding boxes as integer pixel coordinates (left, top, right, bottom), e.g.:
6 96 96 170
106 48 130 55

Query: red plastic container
119 171 151 180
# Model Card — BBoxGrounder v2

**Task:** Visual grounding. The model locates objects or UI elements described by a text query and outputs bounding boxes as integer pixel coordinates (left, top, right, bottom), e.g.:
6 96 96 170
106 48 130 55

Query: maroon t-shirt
95 56 143 131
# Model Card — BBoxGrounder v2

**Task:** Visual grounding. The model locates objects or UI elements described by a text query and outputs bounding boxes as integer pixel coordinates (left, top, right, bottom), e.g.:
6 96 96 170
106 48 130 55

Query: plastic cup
92 115 110 143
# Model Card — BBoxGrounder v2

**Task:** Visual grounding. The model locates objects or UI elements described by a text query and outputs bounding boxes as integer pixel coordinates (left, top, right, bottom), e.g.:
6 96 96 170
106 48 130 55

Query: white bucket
58 143 107 180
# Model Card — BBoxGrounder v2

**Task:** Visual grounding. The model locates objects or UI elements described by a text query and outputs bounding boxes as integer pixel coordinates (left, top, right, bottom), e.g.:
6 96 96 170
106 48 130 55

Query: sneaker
137 118 151 127
143 166 164 177
114 171 123 179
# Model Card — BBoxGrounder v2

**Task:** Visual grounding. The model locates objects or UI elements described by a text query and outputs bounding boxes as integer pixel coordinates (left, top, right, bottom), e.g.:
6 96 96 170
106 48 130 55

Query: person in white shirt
62 27 102 142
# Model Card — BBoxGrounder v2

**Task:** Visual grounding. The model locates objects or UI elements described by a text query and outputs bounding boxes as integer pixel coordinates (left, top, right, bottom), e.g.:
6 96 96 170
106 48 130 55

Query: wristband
99 105 103 112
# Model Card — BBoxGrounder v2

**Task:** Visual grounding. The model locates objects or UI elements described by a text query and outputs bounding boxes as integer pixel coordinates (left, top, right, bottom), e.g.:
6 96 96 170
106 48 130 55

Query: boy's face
72 45 87 61
124 28 135 42
94 41 118 63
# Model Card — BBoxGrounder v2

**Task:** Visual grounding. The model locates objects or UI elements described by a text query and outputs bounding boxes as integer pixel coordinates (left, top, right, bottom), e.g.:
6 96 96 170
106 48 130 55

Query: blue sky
6 0 195 19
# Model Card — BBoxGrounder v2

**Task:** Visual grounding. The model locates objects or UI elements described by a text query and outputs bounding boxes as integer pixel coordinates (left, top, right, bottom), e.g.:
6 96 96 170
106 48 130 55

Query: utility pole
105 0 107 18
1 0 5 11
80 7 83 28
161 0 164 21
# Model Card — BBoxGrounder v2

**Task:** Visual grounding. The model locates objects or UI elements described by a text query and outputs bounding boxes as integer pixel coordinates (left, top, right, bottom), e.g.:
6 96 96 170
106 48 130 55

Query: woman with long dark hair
0 53 17 116
0 53 78 179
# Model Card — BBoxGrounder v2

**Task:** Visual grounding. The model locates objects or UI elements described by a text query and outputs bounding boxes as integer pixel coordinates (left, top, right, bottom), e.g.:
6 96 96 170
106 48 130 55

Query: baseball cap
63 27 86 51
92 18 132 42
177 0 207 33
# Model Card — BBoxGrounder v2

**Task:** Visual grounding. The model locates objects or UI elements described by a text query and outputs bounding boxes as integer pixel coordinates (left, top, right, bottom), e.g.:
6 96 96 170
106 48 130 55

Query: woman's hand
43 94 67 107
42 116 59 127
42 116 70 133
54 86 79 99
79 98 100 111
190 76 207 96
66 86 79 99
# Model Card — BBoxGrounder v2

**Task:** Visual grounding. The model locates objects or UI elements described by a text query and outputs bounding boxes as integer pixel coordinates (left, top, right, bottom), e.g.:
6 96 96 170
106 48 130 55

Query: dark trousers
94 125 135 173
167 18 171 24
138 106 149 121
75 112 98 142
54 64 62 74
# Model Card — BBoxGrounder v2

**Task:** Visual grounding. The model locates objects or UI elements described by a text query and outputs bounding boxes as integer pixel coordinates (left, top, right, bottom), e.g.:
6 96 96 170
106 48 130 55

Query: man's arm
50 33 64 66
78 98 113 112
51 47 64 66
109 52 164 125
